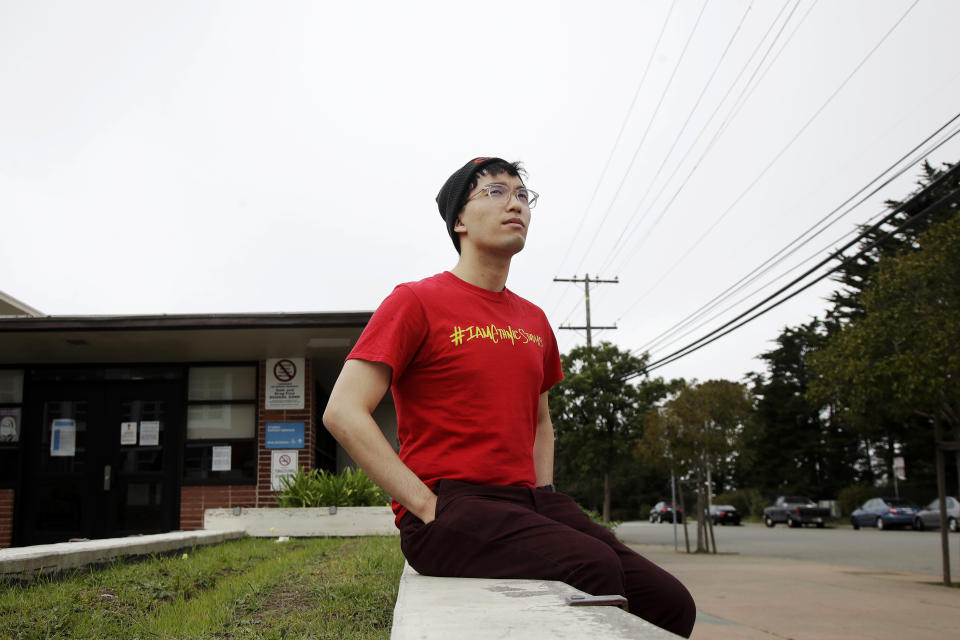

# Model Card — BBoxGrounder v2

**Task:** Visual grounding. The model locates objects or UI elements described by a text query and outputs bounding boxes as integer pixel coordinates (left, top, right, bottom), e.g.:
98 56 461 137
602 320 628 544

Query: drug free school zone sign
265 358 305 410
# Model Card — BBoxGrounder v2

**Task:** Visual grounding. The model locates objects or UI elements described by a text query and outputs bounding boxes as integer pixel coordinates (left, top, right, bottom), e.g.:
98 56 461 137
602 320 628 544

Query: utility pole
555 273 620 524
553 274 618 347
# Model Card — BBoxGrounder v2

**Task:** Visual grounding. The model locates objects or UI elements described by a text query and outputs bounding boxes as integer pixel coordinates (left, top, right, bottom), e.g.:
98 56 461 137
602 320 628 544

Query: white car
913 496 959 532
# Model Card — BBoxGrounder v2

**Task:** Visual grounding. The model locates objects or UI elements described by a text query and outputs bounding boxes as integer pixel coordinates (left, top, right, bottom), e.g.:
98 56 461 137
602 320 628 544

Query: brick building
0 292 392 548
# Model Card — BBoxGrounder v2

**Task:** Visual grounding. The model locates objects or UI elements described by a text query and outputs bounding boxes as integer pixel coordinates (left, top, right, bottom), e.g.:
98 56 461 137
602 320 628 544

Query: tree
637 380 752 552
549 342 679 522
826 161 959 324
741 319 861 497
811 213 960 584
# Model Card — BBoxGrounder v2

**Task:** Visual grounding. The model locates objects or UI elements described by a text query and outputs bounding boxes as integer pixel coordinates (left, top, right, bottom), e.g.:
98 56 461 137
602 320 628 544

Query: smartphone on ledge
565 594 629 610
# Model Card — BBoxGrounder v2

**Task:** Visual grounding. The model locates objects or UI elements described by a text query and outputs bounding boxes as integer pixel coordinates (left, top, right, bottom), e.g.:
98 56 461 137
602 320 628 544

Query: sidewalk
630 543 960 640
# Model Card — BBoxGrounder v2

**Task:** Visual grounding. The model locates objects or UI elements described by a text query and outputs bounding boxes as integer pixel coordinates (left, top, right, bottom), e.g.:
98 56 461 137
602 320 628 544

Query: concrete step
0 529 245 578
391 563 681 639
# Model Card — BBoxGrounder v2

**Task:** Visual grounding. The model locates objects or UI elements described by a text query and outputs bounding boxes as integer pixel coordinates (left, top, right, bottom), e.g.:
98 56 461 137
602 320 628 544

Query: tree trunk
695 465 706 552
678 480 690 553
934 420 951 586
603 471 611 523
706 464 717 553
955 450 959 565
707 504 717 554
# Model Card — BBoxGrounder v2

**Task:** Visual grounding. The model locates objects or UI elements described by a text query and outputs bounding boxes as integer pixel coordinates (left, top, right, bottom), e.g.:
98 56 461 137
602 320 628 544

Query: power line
628 169 960 378
597 1 755 273
717 0 813 140
548 0 678 283
634 112 960 354
611 0 922 322
598 0 801 276
639 130 960 357
568 0 710 278
638 186 959 376
642 208 882 357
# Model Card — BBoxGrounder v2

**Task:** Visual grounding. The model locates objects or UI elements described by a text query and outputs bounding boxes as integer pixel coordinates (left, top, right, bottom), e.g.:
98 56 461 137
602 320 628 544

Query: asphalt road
616 520 960 576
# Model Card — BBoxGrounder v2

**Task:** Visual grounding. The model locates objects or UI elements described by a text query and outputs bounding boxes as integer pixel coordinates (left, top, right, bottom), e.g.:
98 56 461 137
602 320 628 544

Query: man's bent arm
322 359 438 523
533 391 555 487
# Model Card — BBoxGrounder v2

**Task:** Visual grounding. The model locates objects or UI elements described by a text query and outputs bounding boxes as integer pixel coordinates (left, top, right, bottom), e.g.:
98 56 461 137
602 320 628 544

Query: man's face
455 171 531 257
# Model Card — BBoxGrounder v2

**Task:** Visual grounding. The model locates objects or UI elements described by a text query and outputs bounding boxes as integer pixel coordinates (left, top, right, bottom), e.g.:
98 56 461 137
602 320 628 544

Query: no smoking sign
273 359 297 382
271 450 298 491
265 357 305 410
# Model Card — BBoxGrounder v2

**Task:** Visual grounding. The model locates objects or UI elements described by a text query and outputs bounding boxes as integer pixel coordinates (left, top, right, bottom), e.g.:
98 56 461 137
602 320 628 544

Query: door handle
104 465 111 491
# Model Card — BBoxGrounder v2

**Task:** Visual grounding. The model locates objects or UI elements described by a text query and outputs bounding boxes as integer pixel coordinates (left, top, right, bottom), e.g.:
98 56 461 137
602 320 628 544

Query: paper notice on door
139 421 160 446
50 419 77 457
120 422 138 445
0 408 20 443
211 445 232 471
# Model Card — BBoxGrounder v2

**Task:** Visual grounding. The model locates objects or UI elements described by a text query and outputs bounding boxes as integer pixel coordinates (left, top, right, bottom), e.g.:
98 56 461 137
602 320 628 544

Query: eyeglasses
468 183 539 209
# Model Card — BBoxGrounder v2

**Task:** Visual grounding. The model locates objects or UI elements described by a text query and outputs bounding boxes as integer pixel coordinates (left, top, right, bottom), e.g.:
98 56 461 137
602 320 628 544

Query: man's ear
454 216 466 232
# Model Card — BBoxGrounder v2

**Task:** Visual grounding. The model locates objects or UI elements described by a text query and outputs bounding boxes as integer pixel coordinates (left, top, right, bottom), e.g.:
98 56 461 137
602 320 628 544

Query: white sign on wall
212 445 232 471
265 358 305 410
271 450 298 491
120 422 138 445
140 421 160 446
50 419 76 457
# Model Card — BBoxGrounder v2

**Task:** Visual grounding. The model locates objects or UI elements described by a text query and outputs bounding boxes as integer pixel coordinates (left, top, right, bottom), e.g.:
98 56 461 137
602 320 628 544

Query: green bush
580 506 621 532
277 467 389 507
837 484 881 516
714 488 767 517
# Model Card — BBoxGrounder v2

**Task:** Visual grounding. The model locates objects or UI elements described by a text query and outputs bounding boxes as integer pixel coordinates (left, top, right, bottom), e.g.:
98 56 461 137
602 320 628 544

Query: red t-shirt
347 271 563 521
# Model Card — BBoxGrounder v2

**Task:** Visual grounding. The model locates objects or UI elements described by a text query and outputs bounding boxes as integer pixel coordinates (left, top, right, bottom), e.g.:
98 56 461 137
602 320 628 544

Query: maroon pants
399 479 696 638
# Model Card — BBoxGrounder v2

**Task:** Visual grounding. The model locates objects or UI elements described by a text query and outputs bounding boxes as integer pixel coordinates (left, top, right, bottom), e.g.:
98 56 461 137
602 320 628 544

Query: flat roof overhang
0 312 373 387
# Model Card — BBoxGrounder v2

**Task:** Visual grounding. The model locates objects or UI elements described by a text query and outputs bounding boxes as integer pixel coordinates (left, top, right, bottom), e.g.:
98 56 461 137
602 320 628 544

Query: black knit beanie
436 156 508 253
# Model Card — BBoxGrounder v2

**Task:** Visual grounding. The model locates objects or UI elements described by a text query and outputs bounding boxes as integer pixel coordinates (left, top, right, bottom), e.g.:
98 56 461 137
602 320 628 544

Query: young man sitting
323 157 695 637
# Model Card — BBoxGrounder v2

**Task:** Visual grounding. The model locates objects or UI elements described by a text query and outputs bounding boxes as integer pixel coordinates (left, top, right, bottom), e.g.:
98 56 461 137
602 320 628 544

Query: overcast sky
2 0 959 385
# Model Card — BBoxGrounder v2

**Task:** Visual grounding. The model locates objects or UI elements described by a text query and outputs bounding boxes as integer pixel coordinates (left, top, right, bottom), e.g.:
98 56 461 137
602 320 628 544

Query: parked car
913 496 959 532
850 497 920 530
709 504 741 526
649 501 683 524
763 496 830 528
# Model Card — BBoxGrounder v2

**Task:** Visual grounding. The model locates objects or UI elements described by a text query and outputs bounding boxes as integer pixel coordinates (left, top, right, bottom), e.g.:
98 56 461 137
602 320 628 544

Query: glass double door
20 380 183 544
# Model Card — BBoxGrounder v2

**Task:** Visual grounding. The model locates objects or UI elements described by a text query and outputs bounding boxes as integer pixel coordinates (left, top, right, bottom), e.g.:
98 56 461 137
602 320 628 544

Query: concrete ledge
0 529 245 578
204 506 398 537
391 563 680 639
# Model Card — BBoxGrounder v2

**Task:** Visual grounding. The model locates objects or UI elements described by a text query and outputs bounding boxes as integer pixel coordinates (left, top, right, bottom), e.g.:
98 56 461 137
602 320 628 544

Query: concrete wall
204 506 397 537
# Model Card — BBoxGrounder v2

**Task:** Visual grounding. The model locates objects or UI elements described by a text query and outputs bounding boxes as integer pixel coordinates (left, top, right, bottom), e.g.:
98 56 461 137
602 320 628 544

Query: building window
183 366 257 484
0 369 24 486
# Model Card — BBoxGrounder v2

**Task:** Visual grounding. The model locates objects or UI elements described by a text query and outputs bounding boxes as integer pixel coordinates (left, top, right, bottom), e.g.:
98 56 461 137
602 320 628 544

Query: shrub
580 506 621 532
277 467 389 507
714 488 766 517
837 484 881 516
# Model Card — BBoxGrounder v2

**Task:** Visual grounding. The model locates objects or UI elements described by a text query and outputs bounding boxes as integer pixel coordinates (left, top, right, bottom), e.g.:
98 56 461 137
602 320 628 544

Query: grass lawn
0 536 404 640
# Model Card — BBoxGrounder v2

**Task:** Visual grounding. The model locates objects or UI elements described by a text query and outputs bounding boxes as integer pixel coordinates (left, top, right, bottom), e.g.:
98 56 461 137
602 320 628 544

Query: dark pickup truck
763 496 830 528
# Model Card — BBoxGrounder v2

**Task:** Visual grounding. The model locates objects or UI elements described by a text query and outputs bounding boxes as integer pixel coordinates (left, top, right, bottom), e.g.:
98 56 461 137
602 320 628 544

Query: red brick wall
256 359 314 507
179 358 317 529
0 489 14 549
179 485 257 531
